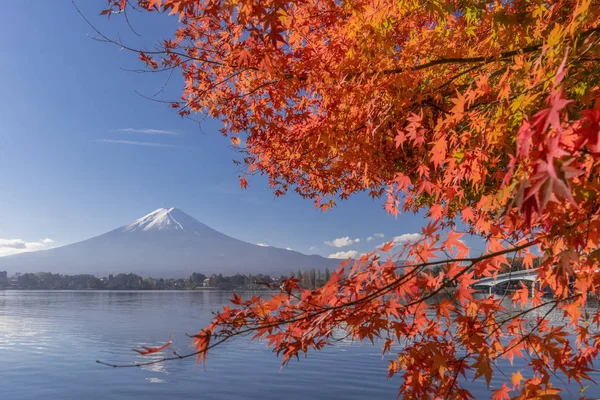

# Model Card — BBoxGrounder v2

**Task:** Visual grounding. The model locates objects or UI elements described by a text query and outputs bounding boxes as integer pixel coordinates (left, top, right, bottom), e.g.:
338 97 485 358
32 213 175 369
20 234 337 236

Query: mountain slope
0 208 340 277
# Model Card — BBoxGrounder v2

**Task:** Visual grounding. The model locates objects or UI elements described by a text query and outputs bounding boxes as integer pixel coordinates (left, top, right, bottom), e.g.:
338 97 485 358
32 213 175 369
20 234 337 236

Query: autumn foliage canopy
99 0 600 398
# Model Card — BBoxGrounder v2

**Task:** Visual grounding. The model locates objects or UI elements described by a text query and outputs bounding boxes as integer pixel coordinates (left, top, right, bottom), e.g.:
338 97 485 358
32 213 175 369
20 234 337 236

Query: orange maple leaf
379 241 395 252
133 335 172 355
491 383 511 400
511 370 524 388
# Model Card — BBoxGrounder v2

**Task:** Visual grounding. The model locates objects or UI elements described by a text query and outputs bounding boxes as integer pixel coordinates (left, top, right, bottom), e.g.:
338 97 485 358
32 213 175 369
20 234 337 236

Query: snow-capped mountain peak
0 207 340 277
123 207 186 232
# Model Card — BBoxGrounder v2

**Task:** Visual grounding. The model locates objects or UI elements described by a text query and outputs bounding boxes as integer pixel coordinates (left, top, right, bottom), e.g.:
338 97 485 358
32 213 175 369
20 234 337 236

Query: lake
0 290 596 399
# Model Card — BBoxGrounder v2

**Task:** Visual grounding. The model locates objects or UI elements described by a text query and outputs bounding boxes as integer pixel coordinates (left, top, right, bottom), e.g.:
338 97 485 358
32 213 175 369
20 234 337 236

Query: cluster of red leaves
100 0 600 398
189 236 598 399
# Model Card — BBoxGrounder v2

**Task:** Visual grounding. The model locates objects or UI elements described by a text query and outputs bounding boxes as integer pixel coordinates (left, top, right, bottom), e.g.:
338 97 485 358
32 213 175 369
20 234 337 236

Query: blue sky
0 1 431 259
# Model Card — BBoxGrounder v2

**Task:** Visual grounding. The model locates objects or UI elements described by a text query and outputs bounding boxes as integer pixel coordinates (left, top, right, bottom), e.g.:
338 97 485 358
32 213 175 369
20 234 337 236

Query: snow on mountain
0 208 340 277
123 208 185 232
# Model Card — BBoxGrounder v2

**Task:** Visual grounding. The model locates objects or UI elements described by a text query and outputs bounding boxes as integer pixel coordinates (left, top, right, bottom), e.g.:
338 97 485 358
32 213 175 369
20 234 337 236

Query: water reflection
0 290 597 399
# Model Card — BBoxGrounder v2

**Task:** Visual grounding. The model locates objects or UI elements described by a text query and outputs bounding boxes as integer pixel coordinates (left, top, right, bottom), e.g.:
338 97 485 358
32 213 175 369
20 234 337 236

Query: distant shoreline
0 269 328 291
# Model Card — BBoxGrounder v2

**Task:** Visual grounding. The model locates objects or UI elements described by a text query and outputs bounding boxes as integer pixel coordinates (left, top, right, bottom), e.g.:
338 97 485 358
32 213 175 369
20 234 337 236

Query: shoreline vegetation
0 258 538 292
0 269 332 291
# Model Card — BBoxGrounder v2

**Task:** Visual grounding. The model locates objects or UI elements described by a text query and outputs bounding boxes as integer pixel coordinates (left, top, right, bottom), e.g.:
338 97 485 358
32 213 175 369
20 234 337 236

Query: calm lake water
0 290 597 399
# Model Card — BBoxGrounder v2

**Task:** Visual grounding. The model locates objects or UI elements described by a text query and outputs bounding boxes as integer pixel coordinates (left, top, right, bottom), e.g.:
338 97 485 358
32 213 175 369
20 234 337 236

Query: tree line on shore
2 260 538 290
0 268 332 291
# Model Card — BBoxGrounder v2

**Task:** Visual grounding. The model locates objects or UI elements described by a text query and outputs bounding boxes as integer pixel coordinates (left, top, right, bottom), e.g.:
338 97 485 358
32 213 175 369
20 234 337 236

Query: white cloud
0 238 55 257
256 243 269 247
325 236 360 248
327 250 359 259
367 233 384 242
285 247 294 251
117 128 179 135
0 239 27 249
309 246 318 251
378 233 422 249
96 139 177 148
392 233 422 244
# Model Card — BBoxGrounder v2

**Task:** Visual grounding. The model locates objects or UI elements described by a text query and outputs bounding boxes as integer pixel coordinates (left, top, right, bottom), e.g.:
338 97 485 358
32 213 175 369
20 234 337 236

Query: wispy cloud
327 250 359 259
96 139 177 148
285 247 294 251
325 236 360 248
117 128 179 135
256 243 269 247
367 233 385 242
0 238 55 257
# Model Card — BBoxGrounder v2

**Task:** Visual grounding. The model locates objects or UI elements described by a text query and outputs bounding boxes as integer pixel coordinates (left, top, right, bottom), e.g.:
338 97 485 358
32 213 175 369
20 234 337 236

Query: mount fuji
0 208 340 277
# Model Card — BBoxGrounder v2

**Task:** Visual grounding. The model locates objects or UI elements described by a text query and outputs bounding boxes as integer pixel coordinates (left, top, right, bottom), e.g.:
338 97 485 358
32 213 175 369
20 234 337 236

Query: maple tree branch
482 246 526 320
443 355 468 400
490 295 581 362
230 80 282 100
379 26 600 76
122 6 141 37
435 65 483 92
524 334 575 393
217 239 537 333
96 333 235 368
401 241 538 310
73 1 233 69
96 240 537 368
79 0 600 107
466 36 600 115
150 67 176 98
484 296 575 342
268 239 537 329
